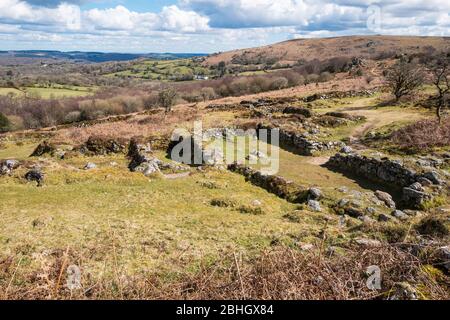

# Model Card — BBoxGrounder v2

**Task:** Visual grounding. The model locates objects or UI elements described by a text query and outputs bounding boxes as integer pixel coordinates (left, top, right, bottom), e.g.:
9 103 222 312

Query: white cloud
0 0 449 52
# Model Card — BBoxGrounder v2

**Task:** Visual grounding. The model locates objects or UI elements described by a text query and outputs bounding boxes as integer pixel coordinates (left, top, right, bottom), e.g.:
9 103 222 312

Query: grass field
105 59 213 81
0 85 95 99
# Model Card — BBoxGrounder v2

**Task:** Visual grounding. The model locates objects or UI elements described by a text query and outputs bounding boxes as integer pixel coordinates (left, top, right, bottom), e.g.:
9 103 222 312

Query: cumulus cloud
181 0 450 33
0 0 449 52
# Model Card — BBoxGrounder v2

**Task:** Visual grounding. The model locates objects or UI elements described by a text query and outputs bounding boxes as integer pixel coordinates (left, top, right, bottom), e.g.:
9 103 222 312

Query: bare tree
386 59 425 102
158 87 178 113
428 55 449 123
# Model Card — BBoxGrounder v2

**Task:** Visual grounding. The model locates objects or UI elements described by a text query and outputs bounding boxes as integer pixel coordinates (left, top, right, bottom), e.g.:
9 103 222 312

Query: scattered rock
308 187 322 200
134 159 161 176
366 207 377 215
355 238 382 247
392 210 408 221
378 214 391 222
340 146 353 154
375 190 396 209
84 162 97 170
344 207 365 218
0 159 19 175
25 169 44 187
338 199 349 207
251 199 262 207
307 200 322 212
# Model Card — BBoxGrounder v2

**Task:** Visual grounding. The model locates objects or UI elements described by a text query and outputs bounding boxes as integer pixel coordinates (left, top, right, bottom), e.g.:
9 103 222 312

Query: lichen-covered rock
402 187 432 208
128 137 153 171
375 191 396 209
79 136 126 155
308 187 323 200
30 141 55 157
307 200 322 212
0 159 19 175
392 210 408 221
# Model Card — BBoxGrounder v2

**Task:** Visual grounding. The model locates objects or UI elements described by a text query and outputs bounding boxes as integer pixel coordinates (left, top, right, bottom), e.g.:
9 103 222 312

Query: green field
105 59 213 81
0 85 95 99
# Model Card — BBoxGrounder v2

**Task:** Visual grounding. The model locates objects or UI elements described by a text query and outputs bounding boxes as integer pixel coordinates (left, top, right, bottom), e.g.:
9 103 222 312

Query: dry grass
1 245 448 300
390 118 450 152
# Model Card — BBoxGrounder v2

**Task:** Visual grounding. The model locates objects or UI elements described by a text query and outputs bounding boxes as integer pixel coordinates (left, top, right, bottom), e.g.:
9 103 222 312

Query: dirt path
336 97 429 150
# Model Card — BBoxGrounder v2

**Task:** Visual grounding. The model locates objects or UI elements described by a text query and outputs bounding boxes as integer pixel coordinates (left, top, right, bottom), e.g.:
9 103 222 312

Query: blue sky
0 0 449 53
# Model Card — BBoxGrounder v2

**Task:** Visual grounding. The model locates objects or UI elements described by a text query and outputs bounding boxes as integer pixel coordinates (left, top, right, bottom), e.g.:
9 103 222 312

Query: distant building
194 75 209 80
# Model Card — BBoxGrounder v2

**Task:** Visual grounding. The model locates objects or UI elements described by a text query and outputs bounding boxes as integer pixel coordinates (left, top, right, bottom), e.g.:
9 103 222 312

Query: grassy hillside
204 35 450 67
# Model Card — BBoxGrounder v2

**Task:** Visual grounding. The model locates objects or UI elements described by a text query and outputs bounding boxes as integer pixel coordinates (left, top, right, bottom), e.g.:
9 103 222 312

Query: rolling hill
203 35 450 67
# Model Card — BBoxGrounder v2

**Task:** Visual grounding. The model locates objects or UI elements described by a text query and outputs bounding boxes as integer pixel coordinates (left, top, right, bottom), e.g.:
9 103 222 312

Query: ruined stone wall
228 163 308 203
327 154 419 188
256 124 342 156
326 154 444 209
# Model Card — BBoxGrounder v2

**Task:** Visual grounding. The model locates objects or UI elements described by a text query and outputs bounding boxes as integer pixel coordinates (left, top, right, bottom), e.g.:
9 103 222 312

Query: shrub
158 87 178 112
270 77 289 90
0 112 11 132
390 119 450 152
64 111 82 124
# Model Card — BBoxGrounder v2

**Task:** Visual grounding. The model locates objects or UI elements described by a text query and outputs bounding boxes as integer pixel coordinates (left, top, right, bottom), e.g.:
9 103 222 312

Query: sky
0 0 449 53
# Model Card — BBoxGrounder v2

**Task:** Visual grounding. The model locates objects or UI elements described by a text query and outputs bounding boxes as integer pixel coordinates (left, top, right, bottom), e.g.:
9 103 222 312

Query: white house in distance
194 75 209 80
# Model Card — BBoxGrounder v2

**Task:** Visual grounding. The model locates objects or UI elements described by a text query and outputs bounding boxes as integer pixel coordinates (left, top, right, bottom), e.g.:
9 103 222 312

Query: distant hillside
204 35 450 67
0 50 208 65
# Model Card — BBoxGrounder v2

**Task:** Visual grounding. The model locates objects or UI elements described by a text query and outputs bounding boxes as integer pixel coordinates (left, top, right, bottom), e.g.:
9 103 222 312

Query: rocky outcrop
326 154 444 209
257 123 343 156
303 90 375 103
228 163 309 203
0 159 19 175
127 137 161 176
78 136 127 155
30 141 56 157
